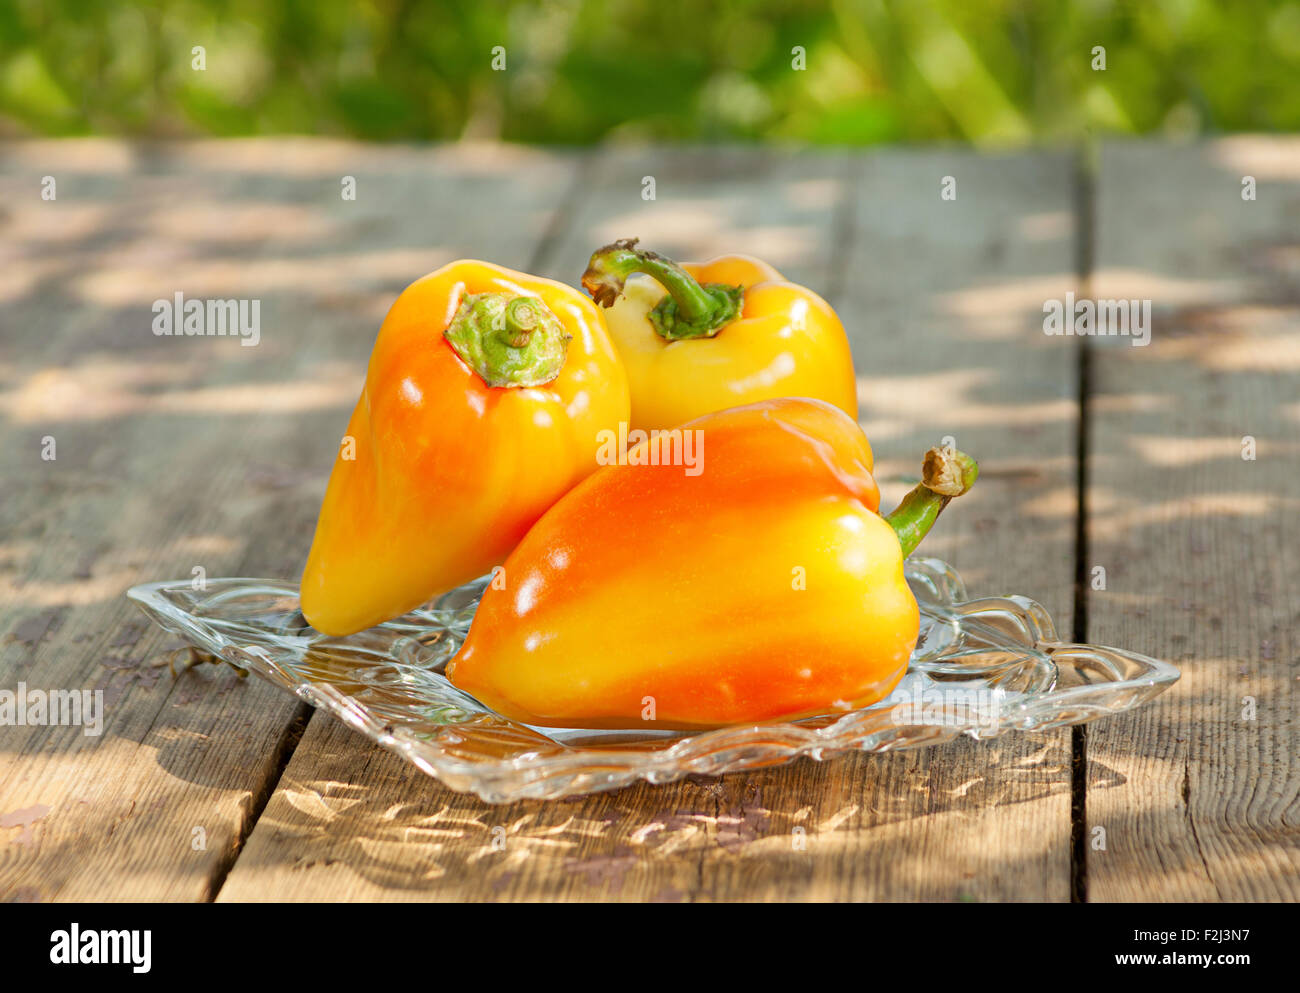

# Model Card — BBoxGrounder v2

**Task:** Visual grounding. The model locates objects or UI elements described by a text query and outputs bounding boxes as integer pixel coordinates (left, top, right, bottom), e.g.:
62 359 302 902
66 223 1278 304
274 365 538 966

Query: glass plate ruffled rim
127 557 1180 803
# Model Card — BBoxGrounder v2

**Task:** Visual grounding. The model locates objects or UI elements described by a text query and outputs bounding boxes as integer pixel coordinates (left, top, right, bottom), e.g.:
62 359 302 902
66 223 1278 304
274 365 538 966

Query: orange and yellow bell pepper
446 398 977 729
301 260 629 637
581 239 859 431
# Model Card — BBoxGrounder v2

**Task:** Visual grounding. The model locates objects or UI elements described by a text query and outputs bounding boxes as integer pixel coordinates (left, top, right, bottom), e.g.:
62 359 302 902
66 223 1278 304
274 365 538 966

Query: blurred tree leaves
0 0 1295 142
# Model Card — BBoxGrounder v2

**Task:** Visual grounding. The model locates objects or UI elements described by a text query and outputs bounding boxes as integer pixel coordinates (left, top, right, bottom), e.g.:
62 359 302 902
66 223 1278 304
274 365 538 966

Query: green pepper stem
443 292 570 388
885 446 979 557
582 238 743 341
503 296 540 347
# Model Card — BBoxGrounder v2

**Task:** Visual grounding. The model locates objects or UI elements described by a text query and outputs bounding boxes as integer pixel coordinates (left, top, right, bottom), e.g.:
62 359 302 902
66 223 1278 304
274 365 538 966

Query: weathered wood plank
221 147 1081 902
1084 138 1300 901
694 148 1082 902
0 140 578 900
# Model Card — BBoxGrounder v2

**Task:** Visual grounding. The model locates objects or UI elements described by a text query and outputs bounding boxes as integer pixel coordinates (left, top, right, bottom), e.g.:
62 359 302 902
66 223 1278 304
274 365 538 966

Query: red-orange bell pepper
446 398 977 729
301 260 629 637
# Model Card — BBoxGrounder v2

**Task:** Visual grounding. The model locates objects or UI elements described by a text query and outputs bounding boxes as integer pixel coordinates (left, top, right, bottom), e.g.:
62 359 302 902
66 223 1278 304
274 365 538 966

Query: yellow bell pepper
300 260 629 637
581 239 858 431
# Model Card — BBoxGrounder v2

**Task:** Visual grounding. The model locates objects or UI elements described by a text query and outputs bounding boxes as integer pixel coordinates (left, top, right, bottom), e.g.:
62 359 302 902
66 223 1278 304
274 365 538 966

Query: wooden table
1 139 1296 902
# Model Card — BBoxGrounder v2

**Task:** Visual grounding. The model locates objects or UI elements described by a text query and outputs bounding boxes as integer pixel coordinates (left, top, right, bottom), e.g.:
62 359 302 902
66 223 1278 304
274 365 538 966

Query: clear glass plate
126 558 1179 803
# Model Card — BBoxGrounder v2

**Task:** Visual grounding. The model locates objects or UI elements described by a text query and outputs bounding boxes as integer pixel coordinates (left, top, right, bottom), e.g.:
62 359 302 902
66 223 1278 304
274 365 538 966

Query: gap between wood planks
200 702 312 901
1069 140 1097 904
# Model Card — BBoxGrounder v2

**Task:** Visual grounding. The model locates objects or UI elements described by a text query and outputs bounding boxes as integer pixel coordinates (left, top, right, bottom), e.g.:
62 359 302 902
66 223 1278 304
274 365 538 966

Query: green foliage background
2 0 1296 143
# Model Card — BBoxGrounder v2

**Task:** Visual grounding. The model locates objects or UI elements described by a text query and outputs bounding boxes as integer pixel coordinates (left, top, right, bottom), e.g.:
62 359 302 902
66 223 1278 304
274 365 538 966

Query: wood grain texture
23 141 1289 904
1084 138 1300 901
0 140 576 900
219 146 1082 902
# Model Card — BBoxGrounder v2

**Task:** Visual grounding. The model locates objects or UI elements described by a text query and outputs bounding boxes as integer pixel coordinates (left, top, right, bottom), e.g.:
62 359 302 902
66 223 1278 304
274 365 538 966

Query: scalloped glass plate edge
126 557 1180 803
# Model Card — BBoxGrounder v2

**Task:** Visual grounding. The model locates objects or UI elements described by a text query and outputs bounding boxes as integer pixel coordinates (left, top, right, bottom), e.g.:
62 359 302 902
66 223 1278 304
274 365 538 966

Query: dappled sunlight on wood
138 202 339 244
588 204 820 272
1086 487 1288 527
1156 324 1300 372
1018 485 1078 521
1161 658 1292 698
1092 266 1240 305
0 571 147 608
148 375 359 416
240 776 641 890
1090 392 1173 417
858 367 1074 430
73 248 451 306
0 139 138 173
0 359 195 422
169 535 244 558
782 177 842 209
3 138 1293 901
0 257 64 304
0 678 299 900
0 529 243 608
938 273 1074 339
0 357 359 424
2 203 115 243
1208 136 1300 181
218 728 1081 899
0 138 570 178
565 152 852 278
1128 434 1297 466
1017 210 1071 242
